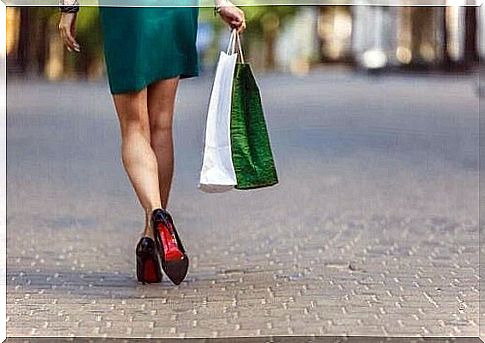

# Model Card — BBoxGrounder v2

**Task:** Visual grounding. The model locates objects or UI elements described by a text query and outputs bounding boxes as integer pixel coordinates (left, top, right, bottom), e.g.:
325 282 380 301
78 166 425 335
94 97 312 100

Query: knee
150 120 172 142
120 114 149 137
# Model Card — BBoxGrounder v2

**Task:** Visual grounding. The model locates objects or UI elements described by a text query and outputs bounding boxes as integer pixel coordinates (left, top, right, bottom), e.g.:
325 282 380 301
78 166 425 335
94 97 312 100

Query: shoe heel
151 208 189 285
136 237 162 284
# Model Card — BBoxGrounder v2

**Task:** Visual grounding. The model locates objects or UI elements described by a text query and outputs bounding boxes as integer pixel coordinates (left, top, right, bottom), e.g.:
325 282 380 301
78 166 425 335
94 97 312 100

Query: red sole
158 224 184 262
143 258 159 283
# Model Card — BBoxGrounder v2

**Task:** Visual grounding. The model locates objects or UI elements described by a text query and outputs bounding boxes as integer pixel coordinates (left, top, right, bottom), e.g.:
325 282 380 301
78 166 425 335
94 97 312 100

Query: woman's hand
58 12 80 52
216 1 246 33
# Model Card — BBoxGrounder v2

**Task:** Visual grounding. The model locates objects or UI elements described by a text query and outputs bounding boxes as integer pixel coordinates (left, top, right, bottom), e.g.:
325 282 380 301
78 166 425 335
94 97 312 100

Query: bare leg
112 88 162 238
146 76 180 210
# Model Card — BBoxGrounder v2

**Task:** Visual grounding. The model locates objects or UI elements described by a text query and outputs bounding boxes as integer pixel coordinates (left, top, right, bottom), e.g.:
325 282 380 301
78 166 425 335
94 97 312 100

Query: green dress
98 5 199 94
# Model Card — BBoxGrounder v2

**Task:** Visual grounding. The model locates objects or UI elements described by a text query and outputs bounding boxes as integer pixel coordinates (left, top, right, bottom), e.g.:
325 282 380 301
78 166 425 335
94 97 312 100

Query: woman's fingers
232 17 246 32
59 28 74 51
237 20 246 33
61 37 72 51
59 26 73 51
63 29 80 52
230 18 245 32
65 28 80 52
65 34 77 51
58 14 80 53
235 9 246 32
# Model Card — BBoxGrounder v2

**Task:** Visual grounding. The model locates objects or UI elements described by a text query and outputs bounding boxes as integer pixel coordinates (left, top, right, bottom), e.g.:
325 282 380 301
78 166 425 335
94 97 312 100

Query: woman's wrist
214 0 231 12
59 0 79 13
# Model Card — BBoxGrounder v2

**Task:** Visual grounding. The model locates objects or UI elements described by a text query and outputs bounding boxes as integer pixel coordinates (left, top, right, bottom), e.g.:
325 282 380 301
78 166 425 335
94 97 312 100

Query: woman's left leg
146 76 180 209
146 76 190 285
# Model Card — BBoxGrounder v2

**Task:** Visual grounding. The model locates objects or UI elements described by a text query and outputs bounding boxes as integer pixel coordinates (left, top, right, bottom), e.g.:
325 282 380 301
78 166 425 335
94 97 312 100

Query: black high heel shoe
151 208 189 285
136 236 163 284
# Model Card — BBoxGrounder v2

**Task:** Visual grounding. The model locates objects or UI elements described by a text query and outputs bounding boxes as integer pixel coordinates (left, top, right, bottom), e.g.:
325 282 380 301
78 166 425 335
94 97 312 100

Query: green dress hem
108 66 199 95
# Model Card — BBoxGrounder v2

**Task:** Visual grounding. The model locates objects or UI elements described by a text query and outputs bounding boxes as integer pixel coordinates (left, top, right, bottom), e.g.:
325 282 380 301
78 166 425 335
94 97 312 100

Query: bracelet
59 0 79 13
60 6 79 12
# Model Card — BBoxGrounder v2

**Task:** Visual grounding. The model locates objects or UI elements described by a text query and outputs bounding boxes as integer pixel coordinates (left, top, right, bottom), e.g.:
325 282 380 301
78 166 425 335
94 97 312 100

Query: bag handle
235 31 245 64
226 29 245 64
226 29 237 55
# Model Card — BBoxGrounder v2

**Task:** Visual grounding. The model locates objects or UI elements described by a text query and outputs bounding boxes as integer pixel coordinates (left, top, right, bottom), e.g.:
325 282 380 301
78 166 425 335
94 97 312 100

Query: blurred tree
16 7 53 76
464 7 478 67
240 6 297 69
200 5 297 70
11 7 103 79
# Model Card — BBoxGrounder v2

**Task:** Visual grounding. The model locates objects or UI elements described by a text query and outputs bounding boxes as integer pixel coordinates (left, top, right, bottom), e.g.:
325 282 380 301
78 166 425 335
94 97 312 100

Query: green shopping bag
229 35 278 190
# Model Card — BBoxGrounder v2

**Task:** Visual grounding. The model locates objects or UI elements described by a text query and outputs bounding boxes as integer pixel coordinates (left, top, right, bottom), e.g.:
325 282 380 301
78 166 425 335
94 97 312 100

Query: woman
58 0 246 285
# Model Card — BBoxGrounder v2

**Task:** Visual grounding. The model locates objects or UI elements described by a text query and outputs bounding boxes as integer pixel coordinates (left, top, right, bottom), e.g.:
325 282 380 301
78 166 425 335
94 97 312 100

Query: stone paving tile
7 210 479 338
7 76 480 339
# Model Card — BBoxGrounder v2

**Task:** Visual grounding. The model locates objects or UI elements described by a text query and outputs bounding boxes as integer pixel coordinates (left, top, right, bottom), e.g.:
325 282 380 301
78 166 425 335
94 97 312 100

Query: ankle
143 226 155 238
145 205 162 217
145 206 162 225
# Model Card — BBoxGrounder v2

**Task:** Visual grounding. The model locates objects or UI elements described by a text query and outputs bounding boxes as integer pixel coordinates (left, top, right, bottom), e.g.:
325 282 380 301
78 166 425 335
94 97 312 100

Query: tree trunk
464 6 478 66
16 8 30 74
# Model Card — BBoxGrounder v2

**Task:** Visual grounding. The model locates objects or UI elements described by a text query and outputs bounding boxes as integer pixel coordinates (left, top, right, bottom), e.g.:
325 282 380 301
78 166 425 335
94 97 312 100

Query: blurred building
5 4 483 79
321 4 480 71
274 4 481 73
275 7 319 75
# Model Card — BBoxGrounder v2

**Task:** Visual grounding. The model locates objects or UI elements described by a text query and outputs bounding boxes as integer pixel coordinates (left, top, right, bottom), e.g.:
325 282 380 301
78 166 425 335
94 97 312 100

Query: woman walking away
58 0 246 285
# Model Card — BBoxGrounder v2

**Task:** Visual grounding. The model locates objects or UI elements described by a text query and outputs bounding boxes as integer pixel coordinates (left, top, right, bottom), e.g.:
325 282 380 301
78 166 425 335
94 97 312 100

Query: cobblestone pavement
3 337 484 343
6 70 479 338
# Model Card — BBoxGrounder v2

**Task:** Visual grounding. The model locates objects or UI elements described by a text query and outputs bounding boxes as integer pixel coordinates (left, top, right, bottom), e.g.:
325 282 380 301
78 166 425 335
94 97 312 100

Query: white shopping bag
198 30 239 192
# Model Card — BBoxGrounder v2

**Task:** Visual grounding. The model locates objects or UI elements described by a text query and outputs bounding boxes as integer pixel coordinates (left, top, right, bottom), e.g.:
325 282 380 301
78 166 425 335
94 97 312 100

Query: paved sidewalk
6 71 480 338
4 337 484 343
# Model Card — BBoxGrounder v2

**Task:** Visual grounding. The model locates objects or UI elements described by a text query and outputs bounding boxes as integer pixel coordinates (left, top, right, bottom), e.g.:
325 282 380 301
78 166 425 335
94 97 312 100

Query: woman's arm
58 0 81 52
214 0 246 33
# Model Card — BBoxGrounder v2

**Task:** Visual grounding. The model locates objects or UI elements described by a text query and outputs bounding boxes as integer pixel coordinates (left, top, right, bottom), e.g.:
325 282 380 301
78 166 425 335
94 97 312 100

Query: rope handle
225 29 245 64
235 31 245 64
226 29 236 55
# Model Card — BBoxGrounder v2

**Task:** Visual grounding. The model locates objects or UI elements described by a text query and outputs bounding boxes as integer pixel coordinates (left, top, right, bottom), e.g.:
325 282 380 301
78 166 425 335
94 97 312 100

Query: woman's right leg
112 88 162 238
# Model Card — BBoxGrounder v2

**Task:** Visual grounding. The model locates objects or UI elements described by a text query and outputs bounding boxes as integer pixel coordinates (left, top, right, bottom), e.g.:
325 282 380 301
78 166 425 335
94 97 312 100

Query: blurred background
4 4 484 80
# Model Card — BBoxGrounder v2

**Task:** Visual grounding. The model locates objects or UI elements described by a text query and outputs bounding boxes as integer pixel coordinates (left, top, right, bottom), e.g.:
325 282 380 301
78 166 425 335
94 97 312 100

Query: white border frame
0 1 7 342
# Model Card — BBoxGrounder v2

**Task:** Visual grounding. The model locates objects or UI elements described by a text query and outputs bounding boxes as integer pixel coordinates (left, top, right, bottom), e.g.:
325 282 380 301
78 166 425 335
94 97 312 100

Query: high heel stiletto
151 208 189 285
136 236 163 284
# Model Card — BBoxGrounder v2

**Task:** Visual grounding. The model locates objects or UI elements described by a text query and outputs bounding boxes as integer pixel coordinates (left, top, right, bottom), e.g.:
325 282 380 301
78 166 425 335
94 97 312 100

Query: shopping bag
199 30 278 192
198 30 239 192
229 33 278 189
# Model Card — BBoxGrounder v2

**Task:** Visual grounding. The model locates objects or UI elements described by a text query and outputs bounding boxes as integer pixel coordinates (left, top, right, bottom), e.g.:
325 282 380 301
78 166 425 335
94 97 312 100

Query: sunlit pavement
6 69 479 338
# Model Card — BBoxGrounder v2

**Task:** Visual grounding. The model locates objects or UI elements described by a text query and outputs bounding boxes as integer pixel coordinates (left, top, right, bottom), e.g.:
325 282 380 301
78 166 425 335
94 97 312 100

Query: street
6 69 480 338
